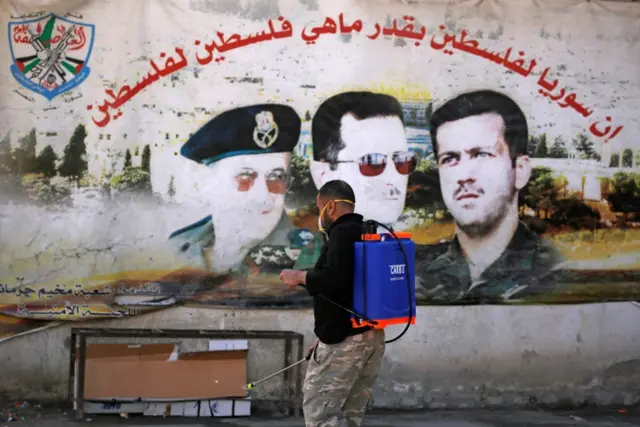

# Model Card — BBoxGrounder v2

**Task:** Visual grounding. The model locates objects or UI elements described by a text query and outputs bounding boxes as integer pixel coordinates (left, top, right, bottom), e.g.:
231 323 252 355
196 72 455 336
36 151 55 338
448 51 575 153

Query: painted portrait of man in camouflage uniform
416 90 565 303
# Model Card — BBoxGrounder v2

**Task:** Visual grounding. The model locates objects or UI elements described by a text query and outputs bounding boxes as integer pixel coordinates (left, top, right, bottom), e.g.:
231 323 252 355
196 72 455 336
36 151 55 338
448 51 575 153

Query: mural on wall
0 0 639 341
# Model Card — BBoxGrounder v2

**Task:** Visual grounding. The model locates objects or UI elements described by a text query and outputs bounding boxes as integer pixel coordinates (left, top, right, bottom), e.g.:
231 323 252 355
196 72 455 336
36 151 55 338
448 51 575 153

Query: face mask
317 199 355 233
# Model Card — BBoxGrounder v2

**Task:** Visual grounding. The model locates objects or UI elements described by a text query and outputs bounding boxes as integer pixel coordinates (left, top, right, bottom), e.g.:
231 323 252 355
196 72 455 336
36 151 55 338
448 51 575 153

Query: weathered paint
1 0 639 408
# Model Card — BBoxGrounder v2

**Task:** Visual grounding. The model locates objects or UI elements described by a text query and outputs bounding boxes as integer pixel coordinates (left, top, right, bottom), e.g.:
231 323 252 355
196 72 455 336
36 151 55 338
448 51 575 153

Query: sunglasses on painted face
234 168 288 194
333 151 418 177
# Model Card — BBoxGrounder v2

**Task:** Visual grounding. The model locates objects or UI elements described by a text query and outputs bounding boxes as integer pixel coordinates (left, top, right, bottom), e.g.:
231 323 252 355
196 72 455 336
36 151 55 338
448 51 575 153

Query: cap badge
253 111 279 149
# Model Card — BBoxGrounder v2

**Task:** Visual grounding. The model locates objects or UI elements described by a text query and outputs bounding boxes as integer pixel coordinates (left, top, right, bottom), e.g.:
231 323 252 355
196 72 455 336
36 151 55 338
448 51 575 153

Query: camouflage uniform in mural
303 329 386 427
415 221 565 303
168 212 313 273
293 229 326 271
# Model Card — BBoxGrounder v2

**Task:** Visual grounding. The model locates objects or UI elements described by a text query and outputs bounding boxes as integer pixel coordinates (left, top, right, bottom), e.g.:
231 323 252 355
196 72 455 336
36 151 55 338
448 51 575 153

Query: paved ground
3 404 640 427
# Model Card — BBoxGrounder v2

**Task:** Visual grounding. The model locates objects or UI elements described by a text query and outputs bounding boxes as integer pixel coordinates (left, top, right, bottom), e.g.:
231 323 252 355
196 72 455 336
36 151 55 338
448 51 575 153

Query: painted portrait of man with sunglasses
309 91 417 226
291 91 417 270
415 90 565 304
167 104 307 277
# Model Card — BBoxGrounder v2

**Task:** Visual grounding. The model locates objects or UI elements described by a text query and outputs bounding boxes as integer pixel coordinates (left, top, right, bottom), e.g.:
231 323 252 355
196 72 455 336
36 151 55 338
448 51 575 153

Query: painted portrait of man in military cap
168 104 310 277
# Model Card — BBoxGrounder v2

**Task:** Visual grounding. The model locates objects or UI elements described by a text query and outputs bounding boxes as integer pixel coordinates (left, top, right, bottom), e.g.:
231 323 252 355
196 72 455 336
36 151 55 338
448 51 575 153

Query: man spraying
280 179 385 427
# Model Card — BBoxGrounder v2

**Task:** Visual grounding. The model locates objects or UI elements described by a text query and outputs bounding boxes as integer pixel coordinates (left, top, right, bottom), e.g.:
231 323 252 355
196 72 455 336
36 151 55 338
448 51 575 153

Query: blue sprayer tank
352 231 417 329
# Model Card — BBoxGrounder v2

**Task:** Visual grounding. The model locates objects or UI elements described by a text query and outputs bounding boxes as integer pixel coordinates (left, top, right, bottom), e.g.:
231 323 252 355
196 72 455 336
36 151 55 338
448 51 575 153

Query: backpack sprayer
246 219 416 391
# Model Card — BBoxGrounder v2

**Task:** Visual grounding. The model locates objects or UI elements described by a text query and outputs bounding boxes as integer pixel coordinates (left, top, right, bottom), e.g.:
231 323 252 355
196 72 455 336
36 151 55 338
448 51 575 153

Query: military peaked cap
180 104 302 165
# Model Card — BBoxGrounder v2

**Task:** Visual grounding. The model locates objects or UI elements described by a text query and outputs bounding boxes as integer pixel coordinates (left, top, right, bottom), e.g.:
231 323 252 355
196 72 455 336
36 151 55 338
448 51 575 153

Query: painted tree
573 133 601 161
610 152 620 168
622 148 633 168
58 124 88 187
0 132 11 174
550 196 601 230
14 128 38 174
533 134 548 158
124 149 132 168
285 154 317 209
521 167 557 219
607 172 640 224
0 132 21 198
36 145 58 179
527 135 539 157
548 136 569 159
141 144 151 171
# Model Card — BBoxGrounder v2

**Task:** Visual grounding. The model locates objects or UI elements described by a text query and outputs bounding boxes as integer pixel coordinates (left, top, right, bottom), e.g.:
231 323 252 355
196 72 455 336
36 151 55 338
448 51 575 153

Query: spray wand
245 341 318 391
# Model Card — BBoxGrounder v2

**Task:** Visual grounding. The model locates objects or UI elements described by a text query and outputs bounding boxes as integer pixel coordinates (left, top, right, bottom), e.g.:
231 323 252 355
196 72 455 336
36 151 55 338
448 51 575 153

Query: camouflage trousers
302 328 386 427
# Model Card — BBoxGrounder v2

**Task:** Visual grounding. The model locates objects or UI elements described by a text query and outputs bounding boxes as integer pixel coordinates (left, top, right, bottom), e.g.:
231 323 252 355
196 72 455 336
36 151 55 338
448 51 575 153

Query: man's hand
279 269 306 288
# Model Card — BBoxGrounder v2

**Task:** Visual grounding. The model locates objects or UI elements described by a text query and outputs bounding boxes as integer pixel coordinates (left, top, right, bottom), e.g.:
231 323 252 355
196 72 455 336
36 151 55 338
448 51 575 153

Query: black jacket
305 213 371 344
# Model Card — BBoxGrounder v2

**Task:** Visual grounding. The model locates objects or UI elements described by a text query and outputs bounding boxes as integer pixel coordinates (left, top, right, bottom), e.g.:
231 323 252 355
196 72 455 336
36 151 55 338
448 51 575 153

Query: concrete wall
2 302 640 408
2 0 640 411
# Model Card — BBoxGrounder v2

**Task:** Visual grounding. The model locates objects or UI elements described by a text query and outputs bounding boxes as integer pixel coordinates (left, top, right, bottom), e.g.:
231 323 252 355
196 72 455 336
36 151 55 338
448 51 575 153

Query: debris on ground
3 401 30 423
0 399 64 423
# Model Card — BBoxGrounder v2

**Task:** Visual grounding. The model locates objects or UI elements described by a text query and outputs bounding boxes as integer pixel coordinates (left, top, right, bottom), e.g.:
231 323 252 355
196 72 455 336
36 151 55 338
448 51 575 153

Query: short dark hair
312 91 405 165
318 179 356 206
429 90 528 164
